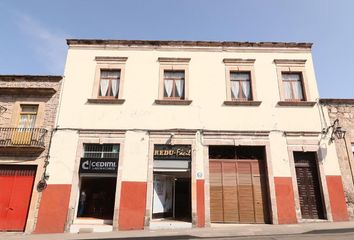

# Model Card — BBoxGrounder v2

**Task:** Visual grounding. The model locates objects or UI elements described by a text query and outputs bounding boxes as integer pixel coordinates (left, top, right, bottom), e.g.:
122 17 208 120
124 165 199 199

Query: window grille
83 144 119 159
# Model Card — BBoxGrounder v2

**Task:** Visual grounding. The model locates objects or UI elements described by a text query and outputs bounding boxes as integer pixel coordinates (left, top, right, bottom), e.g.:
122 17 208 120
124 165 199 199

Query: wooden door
0 165 36 231
294 152 325 219
209 159 269 224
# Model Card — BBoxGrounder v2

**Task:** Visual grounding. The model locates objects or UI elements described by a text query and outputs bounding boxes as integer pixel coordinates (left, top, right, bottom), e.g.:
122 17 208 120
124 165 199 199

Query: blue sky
0 0 353 98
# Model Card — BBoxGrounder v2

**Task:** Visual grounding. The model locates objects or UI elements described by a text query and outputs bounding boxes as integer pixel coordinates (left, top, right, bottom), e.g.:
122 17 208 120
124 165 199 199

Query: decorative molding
203 130 270 137
158 57 191 63
154 99 192 105
95 56 128 62
223 58 255 65
273 59 307 65
223 100 261 106
87 98 125 104
284 131 321 137
0 87 56 96
277 101 316 107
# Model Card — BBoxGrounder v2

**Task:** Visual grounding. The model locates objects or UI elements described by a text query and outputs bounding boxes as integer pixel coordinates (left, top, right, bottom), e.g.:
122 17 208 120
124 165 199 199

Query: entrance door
209 159 269 223
0 165 36 231
77 177 116 220
174 178 191 220
152 172 191 221
294 152 325 219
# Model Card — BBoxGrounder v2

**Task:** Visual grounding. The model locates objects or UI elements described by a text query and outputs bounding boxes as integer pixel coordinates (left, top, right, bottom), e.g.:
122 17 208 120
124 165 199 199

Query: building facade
320 99 354 220
0 75 62 233
34 40 349 233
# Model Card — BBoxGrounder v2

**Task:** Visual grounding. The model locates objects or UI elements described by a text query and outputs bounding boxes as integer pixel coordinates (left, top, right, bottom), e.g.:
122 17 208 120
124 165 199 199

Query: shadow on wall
318 143 327 163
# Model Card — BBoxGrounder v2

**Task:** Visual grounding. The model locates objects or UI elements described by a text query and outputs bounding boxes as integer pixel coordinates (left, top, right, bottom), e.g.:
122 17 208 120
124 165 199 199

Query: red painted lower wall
118 181 147 230
34 184 71 233
274 177 297 224
326 175 349 221
196 179 205 227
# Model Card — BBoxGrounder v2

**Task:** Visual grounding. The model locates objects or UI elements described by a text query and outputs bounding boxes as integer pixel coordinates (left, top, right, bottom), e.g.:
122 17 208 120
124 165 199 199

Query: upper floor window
230 72 252 101
223 58 260 106
84 144 119 159
282 72 304 101
274 59 315 106
99 69 120 98
155 57 191 105
88 56 127 104
18 105 38 129
163 70 185 100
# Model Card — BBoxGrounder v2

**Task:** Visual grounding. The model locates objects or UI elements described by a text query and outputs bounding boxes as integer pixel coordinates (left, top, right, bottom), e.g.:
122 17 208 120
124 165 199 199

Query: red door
0 165 36 231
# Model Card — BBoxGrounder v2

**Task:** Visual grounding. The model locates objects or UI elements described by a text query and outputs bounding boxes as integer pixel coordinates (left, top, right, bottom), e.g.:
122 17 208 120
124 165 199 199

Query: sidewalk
2 222 354 240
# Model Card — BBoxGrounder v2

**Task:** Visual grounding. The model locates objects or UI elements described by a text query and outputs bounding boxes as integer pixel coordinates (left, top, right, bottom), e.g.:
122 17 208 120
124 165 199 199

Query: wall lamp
322 119 346 142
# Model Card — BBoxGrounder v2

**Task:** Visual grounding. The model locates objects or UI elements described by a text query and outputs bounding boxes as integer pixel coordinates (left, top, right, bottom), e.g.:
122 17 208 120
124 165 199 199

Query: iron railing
0 128 47 148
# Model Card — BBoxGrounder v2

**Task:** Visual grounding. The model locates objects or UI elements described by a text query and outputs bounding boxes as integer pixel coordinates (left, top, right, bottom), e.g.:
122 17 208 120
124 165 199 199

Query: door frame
203 139 276 225
288 146 332 222
146 135 196 227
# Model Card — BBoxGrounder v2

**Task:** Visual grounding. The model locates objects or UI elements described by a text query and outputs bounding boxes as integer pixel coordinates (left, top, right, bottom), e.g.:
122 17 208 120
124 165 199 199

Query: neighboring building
34 39 349 233
0 75 62 233
320 99 354 220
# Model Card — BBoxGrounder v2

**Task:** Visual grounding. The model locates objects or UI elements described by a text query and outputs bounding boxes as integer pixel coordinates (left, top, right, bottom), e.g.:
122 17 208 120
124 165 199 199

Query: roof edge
66 39 313 49
0 75 62 81
320 98 354 105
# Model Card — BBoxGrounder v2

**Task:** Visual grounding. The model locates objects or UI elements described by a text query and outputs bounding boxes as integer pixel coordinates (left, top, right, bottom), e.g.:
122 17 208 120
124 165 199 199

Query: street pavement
1 222 354 240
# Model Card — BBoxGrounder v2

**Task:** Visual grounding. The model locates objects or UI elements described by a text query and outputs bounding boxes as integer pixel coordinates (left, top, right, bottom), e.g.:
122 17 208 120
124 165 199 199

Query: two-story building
34 40 348 233
0 75 62 233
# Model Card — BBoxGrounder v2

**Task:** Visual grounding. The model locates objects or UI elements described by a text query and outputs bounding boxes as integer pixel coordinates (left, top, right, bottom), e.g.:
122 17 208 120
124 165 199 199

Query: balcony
0 128 47 155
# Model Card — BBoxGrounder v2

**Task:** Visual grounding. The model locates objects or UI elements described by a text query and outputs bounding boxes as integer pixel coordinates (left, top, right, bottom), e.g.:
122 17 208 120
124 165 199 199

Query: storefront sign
79 158 118 174
154 145 191 160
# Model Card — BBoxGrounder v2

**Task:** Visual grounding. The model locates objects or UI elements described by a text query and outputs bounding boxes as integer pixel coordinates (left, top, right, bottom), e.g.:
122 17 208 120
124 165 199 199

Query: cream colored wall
269 132 292 177
58 47 321 132
50 45 344 184
47 130 79 184
120 130 149 182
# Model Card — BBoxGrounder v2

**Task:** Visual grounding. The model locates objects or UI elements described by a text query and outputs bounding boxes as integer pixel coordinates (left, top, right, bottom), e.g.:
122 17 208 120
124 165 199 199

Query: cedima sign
79 158 118 174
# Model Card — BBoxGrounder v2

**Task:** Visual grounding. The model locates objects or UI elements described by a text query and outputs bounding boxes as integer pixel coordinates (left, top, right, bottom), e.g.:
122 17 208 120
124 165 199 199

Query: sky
0 0 353 98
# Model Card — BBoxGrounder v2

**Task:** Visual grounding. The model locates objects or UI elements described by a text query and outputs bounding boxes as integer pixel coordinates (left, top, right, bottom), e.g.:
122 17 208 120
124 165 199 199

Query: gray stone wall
326 103 354 220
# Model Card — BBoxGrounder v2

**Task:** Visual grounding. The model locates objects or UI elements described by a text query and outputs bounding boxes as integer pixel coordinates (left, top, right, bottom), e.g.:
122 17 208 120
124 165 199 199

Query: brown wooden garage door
209 159 270 223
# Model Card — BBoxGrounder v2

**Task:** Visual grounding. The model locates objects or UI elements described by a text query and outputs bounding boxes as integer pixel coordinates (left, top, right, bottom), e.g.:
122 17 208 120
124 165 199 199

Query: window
282 72 304 101
163 70 185 100
98 69 120 98
88 56 127 104
230 72 252 100
274 59 315 106
156 57 191 105
84 144 119 159
223 58 260 106
18 105 38 129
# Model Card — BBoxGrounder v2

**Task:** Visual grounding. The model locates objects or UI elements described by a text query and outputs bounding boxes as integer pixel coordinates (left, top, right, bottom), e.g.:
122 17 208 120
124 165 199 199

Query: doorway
294 152 325 219
209 146 270 224
152 172 191 222
77 177 116 220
